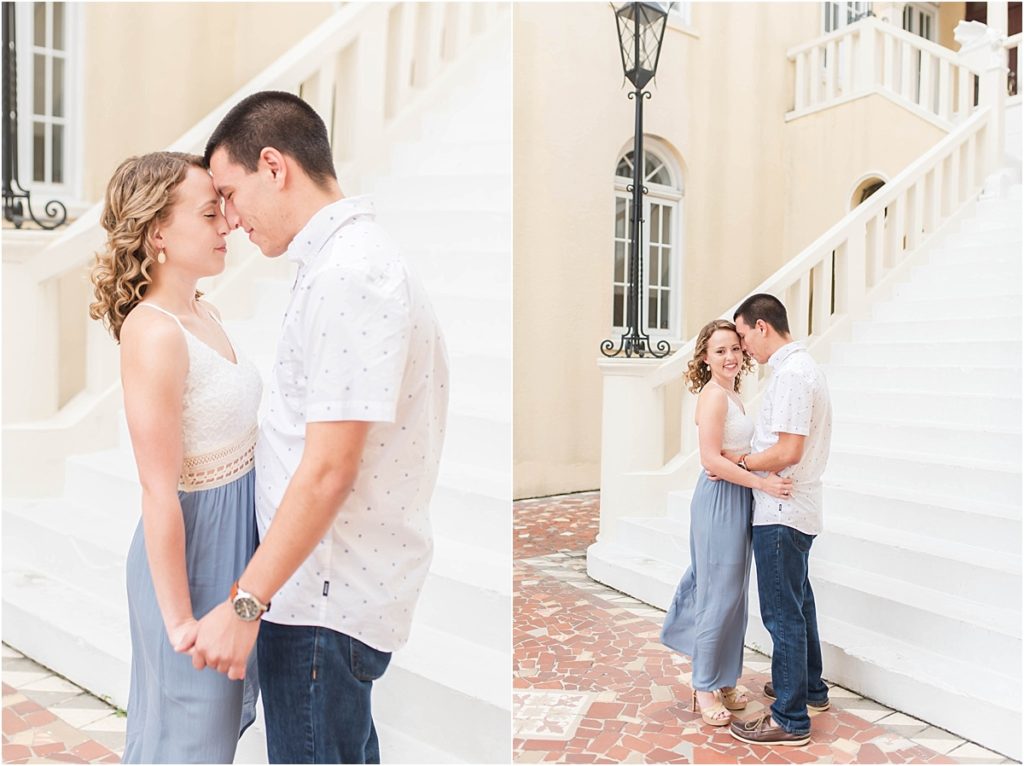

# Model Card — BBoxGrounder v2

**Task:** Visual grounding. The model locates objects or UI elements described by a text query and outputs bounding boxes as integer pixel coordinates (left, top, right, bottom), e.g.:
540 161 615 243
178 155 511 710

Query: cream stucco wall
513 2 957 499
81 3 333 202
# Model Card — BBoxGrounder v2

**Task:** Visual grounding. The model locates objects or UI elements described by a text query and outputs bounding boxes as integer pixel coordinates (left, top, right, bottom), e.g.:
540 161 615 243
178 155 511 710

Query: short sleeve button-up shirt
751 342 832 536
255 196 449 652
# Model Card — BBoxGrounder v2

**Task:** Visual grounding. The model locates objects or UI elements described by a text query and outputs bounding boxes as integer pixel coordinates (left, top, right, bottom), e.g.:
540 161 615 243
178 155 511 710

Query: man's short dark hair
204 90 336 187
734 293 790 335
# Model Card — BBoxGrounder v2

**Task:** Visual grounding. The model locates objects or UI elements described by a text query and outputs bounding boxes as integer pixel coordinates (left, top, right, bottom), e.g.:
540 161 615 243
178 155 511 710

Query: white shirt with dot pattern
255 196 449 652
751 341 832 536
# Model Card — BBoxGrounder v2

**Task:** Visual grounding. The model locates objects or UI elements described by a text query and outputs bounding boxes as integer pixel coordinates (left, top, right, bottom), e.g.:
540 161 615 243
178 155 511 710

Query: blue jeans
257 621 392 764
752 524 829 734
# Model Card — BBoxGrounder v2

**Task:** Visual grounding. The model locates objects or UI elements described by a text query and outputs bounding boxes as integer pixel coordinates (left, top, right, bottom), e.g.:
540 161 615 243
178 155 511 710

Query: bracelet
738 454 750 471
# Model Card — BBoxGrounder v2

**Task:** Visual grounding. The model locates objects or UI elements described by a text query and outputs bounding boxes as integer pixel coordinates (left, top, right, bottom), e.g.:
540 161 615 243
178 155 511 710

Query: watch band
230 581 271 621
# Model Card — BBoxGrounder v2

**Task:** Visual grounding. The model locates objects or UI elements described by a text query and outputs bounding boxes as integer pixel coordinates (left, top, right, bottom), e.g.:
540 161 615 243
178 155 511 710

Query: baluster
826 39 838 100
901 41 915 101
957 66 971 117
907 181 923 251
921 167 935 235
789 273 811 338
856 25 876 92
965 132 978 191
841 33 853 95
809 45 822 105
883 32 895 91
812 249 835 328
795 51 807 110
413 3 442 88
885 195 905 266
919 51 933 111
938 59 952 120
869 210 886 287
331 43 358 164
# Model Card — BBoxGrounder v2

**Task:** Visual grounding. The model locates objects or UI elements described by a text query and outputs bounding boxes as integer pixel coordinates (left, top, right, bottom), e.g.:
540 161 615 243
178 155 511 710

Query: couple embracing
89 91 447 763
661 294 832 747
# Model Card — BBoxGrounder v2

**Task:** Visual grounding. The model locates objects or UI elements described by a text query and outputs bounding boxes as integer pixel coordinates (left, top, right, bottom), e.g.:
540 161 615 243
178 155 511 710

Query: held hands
168 617 198 654
185 601 259 680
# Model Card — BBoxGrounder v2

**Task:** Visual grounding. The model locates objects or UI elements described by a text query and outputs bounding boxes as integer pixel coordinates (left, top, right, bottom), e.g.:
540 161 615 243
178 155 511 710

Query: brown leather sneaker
729 713 811 746
763 682 831 711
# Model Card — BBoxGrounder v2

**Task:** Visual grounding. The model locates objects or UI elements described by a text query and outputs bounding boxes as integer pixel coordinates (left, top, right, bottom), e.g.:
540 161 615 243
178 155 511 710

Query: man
726 293 832 747
186 90 449 764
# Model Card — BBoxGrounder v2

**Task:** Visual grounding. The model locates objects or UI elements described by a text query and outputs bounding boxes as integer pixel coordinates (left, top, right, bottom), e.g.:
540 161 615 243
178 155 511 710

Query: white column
987 1 1009 36
597 358 666 539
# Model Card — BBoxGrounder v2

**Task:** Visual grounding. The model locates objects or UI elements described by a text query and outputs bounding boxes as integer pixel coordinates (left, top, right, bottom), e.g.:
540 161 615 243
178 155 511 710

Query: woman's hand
169 617 199 654
760 473 794 499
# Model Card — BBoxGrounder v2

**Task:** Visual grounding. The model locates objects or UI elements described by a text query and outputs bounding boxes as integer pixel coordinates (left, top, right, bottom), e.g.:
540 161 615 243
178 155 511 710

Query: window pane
648 289 657 329
661 245 670 285
34 54 45 115
616 155 632 179
33 122 46 182
662 206 671 243
614 241 625 282
52 124 63 183
34 3 46 47
648 243 657 284
660 290 669 329
613 286 624 327
615 198 627 238
53 2 64 49
650 205 661 243
52 56 64 117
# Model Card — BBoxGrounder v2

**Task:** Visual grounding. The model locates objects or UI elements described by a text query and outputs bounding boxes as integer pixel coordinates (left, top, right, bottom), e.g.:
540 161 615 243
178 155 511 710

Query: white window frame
821 2 870 34
14 1 84 210
612 141 684 341
902 2 938 41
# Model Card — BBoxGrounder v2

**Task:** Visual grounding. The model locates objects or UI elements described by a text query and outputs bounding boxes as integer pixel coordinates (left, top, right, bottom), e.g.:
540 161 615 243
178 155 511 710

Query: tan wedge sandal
691 689 732 726
720 686 749 711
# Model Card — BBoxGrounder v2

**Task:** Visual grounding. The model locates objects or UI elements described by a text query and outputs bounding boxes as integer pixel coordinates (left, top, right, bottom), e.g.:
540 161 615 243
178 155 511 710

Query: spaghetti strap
136 302 186 332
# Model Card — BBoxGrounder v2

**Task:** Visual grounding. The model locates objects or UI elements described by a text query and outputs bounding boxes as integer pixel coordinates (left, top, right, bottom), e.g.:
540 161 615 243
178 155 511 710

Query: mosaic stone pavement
513 491 1017 765
2 645 124 764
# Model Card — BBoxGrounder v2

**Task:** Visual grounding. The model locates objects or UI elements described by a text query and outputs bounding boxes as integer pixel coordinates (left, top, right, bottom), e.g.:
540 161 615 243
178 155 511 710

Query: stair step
396 209 510 251
831 415 1021 463
942 228 1022 248
850 316 1021 343
829 387 1019 429
871 293 1022 321
824 445 1021 505
830 340 1020 368
390 139 511 177
375 624 509 763
821 363 1019 396
376 173 511 213
891 276 1020 300
444 410 511 468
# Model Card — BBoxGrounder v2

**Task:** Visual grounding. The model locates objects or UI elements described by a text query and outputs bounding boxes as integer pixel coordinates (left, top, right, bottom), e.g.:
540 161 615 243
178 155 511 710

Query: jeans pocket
787 526 814 554
349 637 392 682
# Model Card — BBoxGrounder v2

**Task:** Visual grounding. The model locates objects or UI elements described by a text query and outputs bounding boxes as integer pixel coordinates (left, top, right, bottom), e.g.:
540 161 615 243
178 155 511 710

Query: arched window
612 142 683 336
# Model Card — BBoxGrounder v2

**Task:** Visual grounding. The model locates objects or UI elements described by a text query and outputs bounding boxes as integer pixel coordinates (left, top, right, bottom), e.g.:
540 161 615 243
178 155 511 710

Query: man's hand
190 601 259 680
169 617 199 654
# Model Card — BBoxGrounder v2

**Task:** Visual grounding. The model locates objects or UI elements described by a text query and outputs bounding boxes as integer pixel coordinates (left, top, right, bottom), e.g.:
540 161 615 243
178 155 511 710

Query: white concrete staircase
587 185 1022 759
2 21 510 766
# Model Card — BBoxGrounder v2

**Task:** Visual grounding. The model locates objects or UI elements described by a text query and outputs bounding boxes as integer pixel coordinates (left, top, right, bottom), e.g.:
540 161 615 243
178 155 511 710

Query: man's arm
190 420 369 679
739 432 805 474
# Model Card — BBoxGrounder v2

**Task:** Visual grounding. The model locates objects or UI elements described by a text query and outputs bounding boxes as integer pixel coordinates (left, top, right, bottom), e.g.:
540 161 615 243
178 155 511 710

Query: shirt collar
767 340 805 369
284 195 375 266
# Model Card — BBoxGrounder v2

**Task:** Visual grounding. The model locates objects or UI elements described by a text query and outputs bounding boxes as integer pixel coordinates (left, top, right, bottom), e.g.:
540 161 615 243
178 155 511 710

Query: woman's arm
698 388 791 498
120 312 195 649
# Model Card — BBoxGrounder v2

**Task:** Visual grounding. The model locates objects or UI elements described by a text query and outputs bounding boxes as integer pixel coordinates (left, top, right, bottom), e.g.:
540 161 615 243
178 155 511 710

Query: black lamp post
601 2 670 359
2 3 67 230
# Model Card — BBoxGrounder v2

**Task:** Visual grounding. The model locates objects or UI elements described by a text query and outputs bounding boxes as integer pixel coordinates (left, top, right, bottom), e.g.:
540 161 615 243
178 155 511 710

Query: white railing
1007 33 1021 104
597 105 997 534
789 16 983 125
2 2 502 495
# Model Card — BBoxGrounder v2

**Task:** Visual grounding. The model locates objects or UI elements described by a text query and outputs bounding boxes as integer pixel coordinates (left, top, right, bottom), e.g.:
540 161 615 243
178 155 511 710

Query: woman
90 152 262 763
660 319 792 727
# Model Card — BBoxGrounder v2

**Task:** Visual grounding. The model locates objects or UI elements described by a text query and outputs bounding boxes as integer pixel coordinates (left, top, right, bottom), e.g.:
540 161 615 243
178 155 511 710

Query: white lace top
136 303 263 491
719 388 755 453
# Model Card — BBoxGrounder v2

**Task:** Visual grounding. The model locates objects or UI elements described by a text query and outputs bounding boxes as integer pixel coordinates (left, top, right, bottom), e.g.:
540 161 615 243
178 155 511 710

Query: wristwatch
229 581 270 622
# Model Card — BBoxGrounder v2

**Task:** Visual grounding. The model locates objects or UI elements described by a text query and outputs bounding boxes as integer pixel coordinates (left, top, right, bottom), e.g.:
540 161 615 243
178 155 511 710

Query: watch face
233 597 261 621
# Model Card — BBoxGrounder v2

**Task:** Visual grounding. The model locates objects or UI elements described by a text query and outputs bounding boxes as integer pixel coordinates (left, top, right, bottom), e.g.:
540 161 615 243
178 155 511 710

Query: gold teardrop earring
157 249 166 264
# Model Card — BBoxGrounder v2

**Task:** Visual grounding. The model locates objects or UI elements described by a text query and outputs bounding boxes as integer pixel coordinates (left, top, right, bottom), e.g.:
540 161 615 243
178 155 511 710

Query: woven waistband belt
179 425 258 492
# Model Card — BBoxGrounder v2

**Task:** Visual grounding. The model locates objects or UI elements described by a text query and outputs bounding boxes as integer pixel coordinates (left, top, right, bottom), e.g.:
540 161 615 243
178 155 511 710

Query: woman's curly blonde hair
683 319 754 394
89 152 205 341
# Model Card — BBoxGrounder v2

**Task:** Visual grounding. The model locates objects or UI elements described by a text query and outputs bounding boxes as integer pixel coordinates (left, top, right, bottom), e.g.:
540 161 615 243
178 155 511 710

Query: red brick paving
513 492 977 764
